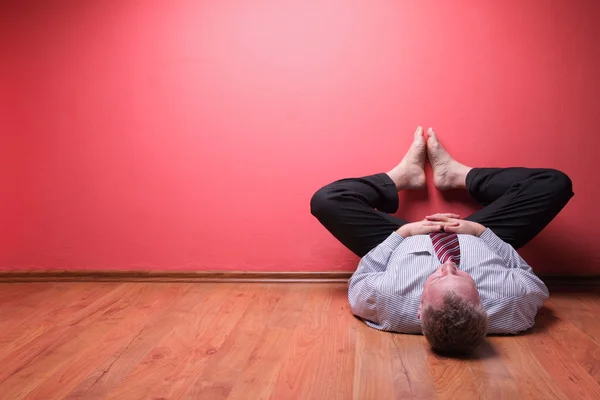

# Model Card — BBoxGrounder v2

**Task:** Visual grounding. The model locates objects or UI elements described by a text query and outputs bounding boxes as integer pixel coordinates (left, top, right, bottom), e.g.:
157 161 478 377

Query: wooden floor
0 283 599 400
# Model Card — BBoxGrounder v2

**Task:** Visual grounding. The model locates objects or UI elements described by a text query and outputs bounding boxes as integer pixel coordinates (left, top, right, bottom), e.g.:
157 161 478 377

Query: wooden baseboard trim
0 271 598 285
0 271 353 283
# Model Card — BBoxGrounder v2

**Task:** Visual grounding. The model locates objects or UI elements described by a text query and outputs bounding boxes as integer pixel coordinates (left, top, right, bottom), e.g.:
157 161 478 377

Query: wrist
475 224 486 237
397 225 411 237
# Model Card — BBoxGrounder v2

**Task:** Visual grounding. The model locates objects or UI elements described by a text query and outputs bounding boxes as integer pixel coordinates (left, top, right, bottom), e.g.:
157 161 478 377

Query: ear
417 302 422 319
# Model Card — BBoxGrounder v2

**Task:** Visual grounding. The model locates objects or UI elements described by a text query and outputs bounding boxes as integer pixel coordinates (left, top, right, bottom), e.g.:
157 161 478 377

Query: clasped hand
396 213 486 237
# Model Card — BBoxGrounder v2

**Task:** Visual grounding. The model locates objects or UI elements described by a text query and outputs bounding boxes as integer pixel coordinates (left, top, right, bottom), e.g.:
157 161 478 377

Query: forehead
427 276 477 301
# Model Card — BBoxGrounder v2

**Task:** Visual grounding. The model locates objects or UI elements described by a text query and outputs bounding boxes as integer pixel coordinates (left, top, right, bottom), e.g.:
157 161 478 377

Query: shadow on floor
523 305 559 335
429 340 499 361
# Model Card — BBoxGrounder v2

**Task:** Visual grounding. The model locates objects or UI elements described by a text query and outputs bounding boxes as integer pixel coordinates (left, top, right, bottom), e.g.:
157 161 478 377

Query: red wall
0 44 25 268
0 101 23 268
2 0 599 273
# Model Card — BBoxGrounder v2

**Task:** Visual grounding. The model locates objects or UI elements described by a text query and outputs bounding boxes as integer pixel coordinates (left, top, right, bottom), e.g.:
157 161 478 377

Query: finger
440 221 460 227
423 223 443 229
429 225 443 232
425 215 448 221
425 221 457 228
415 224 442 234
426 216 459 223
442 225 460 233
427 213 445 218
426 213 460 219
444 213 461 218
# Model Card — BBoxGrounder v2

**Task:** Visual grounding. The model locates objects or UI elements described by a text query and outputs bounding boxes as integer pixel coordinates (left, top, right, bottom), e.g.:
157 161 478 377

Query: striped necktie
429 232 461 267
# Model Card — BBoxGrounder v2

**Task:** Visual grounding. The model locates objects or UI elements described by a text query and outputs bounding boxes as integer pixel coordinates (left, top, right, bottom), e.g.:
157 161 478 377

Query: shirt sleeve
479 228 550 333
347 232 404 325
485 287 548 334
479 228 532 271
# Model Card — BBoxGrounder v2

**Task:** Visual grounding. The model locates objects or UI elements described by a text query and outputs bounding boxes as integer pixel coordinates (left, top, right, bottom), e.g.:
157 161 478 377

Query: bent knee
310 187 335 218
545 169 573 197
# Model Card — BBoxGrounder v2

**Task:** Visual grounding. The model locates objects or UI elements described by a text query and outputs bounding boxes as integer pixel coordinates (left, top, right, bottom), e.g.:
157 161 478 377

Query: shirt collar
400 235 434 254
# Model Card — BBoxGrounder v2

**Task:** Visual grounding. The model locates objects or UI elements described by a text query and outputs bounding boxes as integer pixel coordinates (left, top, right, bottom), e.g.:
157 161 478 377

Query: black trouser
310 168 574 257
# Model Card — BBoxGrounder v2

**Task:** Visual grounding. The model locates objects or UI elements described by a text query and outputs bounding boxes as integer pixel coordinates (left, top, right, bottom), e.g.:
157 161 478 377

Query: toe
427 128 436 140
414 126 424 140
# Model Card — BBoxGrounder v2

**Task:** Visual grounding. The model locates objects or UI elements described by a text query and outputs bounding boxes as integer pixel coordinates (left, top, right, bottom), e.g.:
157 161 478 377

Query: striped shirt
348 228 549 334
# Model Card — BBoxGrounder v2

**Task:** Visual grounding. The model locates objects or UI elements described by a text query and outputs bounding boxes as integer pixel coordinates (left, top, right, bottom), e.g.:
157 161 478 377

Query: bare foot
426 128 471 190
387 127 427 190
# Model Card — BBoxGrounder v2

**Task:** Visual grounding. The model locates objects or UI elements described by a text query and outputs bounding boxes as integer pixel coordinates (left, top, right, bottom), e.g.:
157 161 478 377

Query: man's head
419 261 488 354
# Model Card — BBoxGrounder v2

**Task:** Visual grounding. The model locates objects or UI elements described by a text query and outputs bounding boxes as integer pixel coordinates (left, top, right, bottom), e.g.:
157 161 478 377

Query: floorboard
0 282 599 399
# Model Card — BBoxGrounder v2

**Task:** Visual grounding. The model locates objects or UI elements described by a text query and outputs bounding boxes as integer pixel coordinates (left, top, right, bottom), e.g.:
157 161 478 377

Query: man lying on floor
310 127 574 354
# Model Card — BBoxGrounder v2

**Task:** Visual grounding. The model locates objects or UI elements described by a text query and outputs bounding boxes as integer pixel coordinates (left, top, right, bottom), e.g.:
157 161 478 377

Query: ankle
386 169 407 191
452 165 472 189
